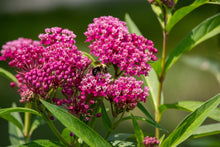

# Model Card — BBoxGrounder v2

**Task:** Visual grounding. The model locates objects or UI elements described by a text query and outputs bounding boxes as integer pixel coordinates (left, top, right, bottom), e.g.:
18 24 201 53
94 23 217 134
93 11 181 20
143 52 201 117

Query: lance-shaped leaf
0 68 17 82
161 93 220 147
8 103 25 145
165 13 220 73
130 113 144 147
101 101 112 131
159 101 220 122
125 13 141 35
166 0 209 33
190 123 220 138
0 107 41 117
40 100 111 147
140 69 164 110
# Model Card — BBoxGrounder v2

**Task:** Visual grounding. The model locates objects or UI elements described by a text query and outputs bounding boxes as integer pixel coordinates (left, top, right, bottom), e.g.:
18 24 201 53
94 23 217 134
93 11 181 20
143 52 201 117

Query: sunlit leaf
125 13 142 35
0 68 17 83
8 103 25 145
190 123 220 138
130 113 144 147
140 69 164 110
107 133 133 141
40 100 111 147
82 51 96 66
161 93 220 147
0 107 41 117
165 13 220 73
159 101 220 122
61 128 72 144
166 0 209 33
110 140 136 147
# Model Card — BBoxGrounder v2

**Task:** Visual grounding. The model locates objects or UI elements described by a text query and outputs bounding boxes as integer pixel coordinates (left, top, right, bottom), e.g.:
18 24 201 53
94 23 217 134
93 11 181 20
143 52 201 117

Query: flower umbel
85 16 158 76
106 76 149 115
143 136 159 147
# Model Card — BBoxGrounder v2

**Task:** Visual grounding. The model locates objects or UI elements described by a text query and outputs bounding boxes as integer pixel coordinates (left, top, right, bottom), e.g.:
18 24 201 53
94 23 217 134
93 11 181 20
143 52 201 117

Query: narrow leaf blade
166 0 208 32
40 100 111 147
101 102 112 131
125 13 142 35
161 93 220 147
130 113 144 147
159 101 220 122
190 123 220 138
0 107 41 116
0 68 17 82
165 13 220 73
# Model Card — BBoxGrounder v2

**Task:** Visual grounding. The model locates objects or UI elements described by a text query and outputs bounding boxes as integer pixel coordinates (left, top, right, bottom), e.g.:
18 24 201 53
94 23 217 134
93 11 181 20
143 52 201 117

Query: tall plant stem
42 113 71 146
24 103 32 142
155 30 168 139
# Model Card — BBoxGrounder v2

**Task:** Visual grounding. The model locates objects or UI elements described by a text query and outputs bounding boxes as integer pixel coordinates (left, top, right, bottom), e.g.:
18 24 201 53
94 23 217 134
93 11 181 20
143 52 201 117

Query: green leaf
125 13 141 35
165 13 220 73
8 103 25 145
18 139 63 147
122 115 167 132
166 0 209 33
208 0 220 5
0 68 17 82
130 113 144 147
1 113 23 131
107 133 133 141
159 101 220 122
0 107 41 117
110 140 136 147
101 101 112 131
161 93 220 147
137 103 167 132
40 100 111 147
190 123 220 138
29 116 45 136
82 51 96 66
61 128 72 144
140 69 163 110
151 4 165 29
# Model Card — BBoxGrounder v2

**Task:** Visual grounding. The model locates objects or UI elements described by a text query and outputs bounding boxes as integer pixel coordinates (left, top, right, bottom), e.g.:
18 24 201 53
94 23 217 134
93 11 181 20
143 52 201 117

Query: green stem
104 108 126 139
43 113 71 146
155 30 168 139
24 103 32 142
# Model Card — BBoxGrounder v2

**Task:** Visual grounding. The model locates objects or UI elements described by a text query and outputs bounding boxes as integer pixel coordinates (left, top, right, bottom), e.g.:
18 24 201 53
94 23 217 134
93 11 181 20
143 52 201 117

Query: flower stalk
24 103 32 142
155 5 168 139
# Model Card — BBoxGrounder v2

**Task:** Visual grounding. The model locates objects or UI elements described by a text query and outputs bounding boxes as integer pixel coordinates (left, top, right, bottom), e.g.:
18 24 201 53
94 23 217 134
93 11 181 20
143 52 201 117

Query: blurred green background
0 0 219 146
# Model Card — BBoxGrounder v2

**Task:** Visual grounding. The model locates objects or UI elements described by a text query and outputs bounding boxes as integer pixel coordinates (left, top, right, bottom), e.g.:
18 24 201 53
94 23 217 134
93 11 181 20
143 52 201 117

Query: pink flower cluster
39 27 76 46
143 136 159 147
85 16 157 76
79 72 112 97
1 27 91 104
106 76 149 111
0 38 44 70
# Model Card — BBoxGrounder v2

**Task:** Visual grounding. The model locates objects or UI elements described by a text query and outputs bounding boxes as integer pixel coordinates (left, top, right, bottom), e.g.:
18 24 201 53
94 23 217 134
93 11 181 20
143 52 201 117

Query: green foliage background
0 0 219 146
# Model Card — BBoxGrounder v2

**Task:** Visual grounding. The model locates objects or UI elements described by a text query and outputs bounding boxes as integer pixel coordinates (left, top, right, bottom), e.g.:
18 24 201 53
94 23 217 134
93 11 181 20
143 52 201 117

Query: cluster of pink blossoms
1 16 155 120
143 136 159 147
106 76 149 112
85 16 158 76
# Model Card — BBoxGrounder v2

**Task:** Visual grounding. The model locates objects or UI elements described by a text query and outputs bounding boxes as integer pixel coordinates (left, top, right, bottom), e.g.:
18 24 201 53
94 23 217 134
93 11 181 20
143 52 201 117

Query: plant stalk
43 113 71 146
24 103 32 142
155 30 168 139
